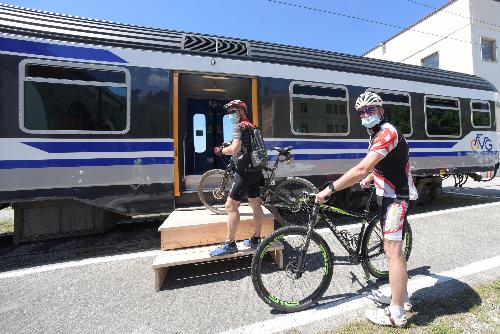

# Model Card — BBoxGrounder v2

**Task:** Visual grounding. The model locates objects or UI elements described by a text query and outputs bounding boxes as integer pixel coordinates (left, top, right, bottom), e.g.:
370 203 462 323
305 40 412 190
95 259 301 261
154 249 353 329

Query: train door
174 73 255 194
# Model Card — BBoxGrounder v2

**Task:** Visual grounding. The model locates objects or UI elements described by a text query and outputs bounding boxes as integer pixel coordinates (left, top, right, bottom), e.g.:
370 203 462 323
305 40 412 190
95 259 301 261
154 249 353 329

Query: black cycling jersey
368 120 418 200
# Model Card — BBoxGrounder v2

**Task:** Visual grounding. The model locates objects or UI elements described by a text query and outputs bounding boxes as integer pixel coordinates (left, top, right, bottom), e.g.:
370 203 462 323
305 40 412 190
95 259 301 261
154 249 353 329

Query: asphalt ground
0 180 499 334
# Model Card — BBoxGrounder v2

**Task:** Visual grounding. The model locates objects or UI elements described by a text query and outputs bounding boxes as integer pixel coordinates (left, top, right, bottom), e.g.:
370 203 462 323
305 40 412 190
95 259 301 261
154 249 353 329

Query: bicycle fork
294 204 320 278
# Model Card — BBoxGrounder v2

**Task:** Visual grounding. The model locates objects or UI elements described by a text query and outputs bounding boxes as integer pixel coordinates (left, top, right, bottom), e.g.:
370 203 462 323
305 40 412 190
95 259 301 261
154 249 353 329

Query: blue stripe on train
23 141 174 153
0 36 127 63
265 141 457 150
269 151 497 160
0 157 173 169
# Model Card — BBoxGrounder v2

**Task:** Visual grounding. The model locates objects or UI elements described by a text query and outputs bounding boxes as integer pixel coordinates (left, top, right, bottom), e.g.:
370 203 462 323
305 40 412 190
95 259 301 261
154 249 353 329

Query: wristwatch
328 182 336 193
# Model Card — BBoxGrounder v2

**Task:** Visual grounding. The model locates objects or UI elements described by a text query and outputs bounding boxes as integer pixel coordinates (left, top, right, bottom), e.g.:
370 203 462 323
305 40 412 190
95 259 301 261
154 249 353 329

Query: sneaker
365 307 407 327
369 290 412 311
209 241 238 257
242 235 261 248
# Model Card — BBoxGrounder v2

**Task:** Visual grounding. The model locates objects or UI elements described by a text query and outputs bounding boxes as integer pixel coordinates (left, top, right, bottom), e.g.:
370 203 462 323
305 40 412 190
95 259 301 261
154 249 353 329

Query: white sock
389 304 405 319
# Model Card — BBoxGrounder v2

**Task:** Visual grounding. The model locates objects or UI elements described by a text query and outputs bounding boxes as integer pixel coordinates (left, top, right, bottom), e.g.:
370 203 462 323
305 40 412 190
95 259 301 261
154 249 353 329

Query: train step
157 206 274 251
152 240 283 291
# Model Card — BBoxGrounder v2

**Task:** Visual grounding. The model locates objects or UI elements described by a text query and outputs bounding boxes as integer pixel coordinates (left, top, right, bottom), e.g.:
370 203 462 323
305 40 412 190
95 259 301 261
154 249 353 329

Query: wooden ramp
152 206 278 291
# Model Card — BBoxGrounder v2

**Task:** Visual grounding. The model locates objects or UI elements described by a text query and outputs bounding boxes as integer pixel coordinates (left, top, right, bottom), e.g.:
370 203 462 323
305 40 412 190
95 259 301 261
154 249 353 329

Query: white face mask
228 113 239 125
361 115 381 128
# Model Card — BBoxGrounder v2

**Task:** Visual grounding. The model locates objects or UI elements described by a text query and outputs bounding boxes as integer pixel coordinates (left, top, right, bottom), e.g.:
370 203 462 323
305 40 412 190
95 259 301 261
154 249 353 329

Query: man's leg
384 239 408 307
225 197 241 241
247 197 264 236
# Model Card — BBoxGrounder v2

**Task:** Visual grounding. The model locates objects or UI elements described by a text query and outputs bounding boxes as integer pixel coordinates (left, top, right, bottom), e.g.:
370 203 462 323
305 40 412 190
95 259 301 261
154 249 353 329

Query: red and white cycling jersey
368 121 418 200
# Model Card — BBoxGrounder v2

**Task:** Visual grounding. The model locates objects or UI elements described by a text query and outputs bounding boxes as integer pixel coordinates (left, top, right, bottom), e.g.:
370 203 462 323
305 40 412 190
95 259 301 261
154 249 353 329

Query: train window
223 114 233 143
290 82 349 136
193 114 207 153
367 89 412 136
26 64 126 83
20 59 130 134
425 96 461 137
471 100 491 128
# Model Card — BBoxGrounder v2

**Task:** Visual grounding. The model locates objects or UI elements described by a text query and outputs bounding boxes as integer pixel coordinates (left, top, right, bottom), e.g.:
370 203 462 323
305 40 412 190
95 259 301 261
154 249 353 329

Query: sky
2 0 452 56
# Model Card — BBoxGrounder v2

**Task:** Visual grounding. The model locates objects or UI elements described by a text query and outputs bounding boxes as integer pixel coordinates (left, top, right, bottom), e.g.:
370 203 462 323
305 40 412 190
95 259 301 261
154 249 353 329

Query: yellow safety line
251 78 259 126
173 72 180 197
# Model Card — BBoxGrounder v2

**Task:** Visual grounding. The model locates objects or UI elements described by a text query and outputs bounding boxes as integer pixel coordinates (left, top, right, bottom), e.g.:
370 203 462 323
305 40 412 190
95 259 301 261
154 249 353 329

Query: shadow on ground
410 277 482 327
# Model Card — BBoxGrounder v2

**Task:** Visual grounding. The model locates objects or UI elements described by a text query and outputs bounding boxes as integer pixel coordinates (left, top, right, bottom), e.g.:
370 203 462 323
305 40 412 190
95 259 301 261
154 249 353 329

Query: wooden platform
152 241 283 291
158 206 274 250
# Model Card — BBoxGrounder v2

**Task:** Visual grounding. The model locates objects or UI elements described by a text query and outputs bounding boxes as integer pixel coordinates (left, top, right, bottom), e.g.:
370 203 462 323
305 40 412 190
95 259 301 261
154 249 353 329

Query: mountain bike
197 146 318 225
251 187 412 312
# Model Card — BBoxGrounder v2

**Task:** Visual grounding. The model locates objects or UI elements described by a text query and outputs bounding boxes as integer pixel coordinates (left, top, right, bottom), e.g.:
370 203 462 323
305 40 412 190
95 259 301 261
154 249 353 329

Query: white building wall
470 0 500 91
365 0 475 74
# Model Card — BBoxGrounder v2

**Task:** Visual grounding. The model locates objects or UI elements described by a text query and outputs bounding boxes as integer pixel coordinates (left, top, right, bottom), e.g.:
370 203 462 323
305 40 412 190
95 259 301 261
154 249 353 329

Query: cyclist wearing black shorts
315 91 418 327
209 100 265 257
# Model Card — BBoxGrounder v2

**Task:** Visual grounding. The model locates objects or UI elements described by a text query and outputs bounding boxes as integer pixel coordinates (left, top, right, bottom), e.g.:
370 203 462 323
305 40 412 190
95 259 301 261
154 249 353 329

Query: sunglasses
357 106 377 116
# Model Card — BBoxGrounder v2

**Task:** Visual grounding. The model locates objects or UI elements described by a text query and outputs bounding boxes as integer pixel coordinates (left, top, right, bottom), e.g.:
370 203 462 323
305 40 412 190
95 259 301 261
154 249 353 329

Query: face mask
228 113 239 125
361 115 381 128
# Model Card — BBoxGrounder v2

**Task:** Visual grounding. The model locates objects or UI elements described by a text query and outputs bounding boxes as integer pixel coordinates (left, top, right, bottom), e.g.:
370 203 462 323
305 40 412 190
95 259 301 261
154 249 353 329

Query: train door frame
172 72 259 197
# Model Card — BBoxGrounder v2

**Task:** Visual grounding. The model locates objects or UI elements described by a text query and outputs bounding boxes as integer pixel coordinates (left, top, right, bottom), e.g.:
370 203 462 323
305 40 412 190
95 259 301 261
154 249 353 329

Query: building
364 0 500 93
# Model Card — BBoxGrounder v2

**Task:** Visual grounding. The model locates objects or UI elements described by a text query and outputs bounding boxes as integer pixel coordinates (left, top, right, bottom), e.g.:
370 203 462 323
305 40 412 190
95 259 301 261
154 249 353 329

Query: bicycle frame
298 188 378 272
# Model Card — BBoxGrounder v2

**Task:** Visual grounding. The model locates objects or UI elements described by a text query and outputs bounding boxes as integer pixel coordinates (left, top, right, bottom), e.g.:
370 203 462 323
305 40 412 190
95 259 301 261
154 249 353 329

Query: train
0 3 498 242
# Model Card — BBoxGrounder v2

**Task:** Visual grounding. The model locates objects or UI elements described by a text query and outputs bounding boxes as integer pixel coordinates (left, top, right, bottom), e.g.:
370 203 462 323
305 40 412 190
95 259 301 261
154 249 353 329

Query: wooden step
158 206 274 250
152 241 283 291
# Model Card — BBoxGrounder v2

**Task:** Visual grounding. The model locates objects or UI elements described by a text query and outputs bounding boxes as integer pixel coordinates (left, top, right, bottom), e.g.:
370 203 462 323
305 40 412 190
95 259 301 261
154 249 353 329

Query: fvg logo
470 133 493 152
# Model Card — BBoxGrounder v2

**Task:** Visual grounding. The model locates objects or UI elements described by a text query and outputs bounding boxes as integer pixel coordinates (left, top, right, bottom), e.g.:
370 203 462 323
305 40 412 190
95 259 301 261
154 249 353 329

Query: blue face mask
228 113 239 125
361 115 381 128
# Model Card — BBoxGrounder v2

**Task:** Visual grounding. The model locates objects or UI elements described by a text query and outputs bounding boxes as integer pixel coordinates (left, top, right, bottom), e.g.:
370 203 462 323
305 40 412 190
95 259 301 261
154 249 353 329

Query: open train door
172 72 258 202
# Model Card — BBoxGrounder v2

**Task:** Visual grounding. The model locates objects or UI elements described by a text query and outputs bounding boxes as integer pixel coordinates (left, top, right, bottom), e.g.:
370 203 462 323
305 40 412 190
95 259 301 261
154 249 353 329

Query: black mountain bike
251 188 412 312
197 146 317 225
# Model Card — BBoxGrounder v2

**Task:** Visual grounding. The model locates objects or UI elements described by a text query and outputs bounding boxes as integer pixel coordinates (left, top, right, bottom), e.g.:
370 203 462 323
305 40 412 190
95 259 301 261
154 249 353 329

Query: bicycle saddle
272 146 293 155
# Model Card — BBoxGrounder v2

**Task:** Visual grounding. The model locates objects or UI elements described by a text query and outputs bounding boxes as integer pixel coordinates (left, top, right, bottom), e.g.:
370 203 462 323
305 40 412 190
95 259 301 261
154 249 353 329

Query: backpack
238 121 268 170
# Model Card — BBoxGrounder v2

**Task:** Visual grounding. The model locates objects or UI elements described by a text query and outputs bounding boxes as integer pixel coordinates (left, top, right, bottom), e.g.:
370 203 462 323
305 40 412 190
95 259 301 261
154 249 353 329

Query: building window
425 96 461 137
21 60 130 134
481 38 496 62
421 52 439 68
290 82 349 136
367 89 412 136
471 100 491 128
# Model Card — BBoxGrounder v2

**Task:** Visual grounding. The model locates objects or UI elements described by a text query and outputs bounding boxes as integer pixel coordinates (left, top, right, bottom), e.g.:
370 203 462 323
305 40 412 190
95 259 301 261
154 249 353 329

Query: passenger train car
0 4 498 241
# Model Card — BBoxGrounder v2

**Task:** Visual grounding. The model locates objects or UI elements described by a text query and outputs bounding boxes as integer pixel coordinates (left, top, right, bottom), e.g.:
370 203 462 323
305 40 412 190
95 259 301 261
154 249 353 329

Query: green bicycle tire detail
318 243 329 275
260 235 284 259
267 294 300 307
251 226 334 313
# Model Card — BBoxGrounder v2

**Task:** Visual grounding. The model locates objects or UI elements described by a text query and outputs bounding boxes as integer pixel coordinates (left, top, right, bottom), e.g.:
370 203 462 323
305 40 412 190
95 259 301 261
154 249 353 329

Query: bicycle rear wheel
270 177 318 226
361 218 412 279
251 226 333 313
197 169 233 214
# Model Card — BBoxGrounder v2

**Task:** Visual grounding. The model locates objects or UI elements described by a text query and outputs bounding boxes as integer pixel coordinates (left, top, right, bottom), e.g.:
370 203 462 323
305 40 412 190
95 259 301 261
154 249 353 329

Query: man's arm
316 151 384 202
222 139 242 155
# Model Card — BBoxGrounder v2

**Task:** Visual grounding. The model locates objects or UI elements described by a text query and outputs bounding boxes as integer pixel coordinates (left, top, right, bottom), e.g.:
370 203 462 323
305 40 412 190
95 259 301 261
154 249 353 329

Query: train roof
0 3 496 93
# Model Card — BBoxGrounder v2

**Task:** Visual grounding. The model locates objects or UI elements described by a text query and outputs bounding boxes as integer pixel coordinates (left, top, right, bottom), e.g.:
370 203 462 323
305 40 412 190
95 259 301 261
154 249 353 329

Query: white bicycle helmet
355 91 383 111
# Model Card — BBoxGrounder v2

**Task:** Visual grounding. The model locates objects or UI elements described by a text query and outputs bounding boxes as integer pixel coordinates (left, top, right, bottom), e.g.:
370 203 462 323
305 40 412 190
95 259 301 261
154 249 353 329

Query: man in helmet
209 99 265 257
315 91 418 327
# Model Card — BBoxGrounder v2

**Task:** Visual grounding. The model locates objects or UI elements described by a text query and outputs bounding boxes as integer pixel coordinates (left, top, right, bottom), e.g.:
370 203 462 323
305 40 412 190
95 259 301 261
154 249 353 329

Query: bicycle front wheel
270 177 318 226
197 169 233 214
361 217 412 279
251 226 333 313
